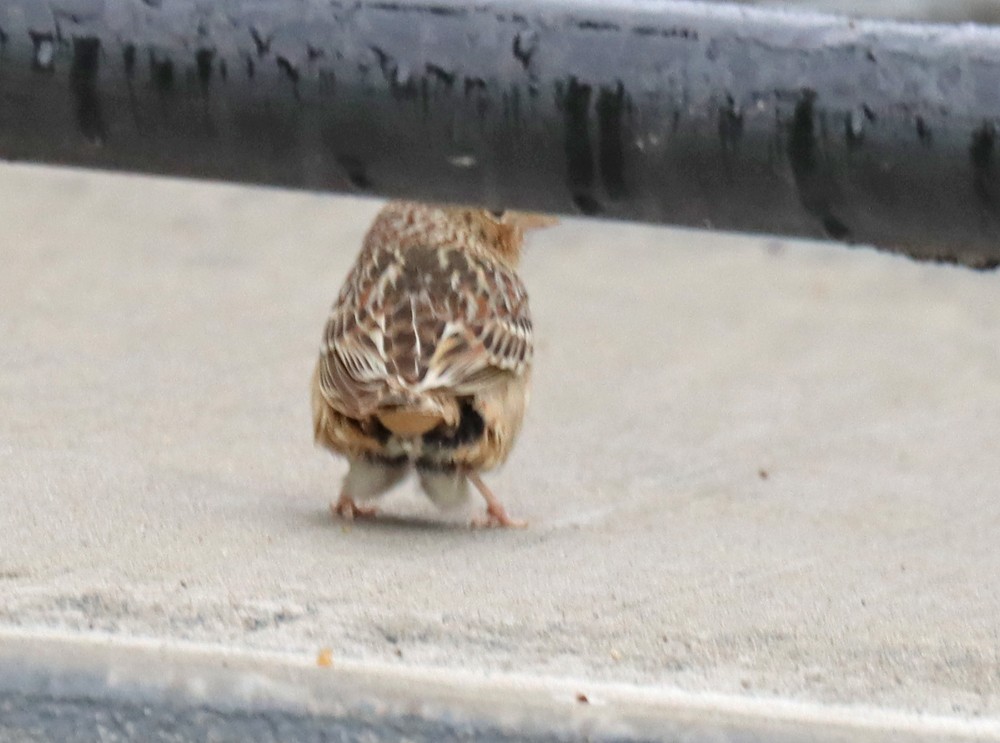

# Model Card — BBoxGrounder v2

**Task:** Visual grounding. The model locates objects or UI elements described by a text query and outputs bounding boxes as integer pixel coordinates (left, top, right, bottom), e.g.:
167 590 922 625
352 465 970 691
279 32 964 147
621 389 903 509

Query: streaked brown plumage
312 201 555 527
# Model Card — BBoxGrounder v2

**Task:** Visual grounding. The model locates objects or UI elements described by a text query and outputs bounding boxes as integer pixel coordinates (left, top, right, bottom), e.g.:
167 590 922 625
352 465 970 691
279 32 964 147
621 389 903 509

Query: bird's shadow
301 505 479 534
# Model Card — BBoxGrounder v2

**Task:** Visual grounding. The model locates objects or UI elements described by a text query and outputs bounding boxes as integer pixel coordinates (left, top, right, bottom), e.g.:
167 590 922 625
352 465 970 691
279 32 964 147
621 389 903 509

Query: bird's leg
467 471 527 528
330 458 408 522
330 492 379 521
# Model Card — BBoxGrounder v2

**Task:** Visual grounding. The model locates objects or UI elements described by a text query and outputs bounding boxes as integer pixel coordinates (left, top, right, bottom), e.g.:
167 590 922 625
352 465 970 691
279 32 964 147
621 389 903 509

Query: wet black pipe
1 0 1000 267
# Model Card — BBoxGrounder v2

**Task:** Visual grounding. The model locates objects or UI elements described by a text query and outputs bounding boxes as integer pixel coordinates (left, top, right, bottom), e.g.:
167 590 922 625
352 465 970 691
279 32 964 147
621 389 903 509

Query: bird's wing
316 241 532 418
421 261 533 396
316 250 392 419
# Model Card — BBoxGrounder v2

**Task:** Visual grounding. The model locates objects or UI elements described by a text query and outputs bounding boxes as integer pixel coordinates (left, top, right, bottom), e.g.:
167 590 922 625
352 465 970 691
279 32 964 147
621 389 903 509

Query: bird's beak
504 212 560 231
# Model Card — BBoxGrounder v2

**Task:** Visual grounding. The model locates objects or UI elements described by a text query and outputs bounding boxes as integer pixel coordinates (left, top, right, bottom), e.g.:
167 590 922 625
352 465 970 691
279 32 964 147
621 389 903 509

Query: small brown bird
312 201 555 527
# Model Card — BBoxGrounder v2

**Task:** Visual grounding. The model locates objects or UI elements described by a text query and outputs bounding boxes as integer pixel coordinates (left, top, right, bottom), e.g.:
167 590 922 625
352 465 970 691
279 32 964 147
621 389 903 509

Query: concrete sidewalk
1 164 999 740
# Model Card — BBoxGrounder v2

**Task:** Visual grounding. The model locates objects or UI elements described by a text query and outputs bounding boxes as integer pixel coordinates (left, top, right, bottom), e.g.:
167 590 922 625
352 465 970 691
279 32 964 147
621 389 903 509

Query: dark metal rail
2 0 1000 267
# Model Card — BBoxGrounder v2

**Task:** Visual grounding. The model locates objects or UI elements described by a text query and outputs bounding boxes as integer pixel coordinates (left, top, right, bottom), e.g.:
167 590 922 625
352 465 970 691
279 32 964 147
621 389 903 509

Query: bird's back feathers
317 203 532 422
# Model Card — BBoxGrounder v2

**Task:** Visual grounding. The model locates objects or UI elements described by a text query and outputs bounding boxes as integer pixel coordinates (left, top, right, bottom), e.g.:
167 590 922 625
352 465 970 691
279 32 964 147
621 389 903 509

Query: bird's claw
465 471 526 528
330 496 378 522
470 504 527 529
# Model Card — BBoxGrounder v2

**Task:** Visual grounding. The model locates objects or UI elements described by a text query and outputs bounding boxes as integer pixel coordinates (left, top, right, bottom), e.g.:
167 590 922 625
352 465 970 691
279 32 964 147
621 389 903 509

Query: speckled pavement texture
1 163 999 740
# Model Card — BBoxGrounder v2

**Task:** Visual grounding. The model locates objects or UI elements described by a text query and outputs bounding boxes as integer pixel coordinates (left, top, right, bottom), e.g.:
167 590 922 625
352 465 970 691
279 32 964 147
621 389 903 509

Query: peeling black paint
475 95 489 120
372 46 417 99
632 25 698 40
788 91 850 240
789 95 817 158
718 94 743 157
150 53 175 94
463 76 486 96
337 154 372 189
560 77 599 215
0 0 996 267
509 85 521 125
70 37 104 144
318 68 335 94
512 30 536 70
371 46 394 84
249 28 271 57
120 42 143 132
426 64 454 89
420 77 430 114
821 215 849 239
195 48 214 93
572 193 601 215
575 20 619 32
970 122 996 208
276 57 299 85
276 57 301 99
915 116 932 145
596 82 627 200
369 2 467 17
462 76 491 119
122 43 136 78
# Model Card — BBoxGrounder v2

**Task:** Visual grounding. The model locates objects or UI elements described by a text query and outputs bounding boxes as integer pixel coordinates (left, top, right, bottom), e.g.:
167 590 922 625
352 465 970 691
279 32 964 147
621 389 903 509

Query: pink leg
330 493 379 522
331 458 407 522
467 471 527 529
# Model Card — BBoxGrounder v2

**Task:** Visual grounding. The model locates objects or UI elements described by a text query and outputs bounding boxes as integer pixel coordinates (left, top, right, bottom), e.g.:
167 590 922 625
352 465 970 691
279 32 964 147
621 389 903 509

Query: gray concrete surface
1 163 1000 739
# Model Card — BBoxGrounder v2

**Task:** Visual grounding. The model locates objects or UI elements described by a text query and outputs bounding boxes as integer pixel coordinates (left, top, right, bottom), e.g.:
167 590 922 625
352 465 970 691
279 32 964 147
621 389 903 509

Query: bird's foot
466 471 526 528
330 495 378 522
471 502 528 529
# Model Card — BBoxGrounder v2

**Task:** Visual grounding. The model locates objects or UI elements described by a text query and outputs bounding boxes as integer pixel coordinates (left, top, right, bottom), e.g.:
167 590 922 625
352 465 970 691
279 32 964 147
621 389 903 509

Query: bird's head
444 207 559 267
